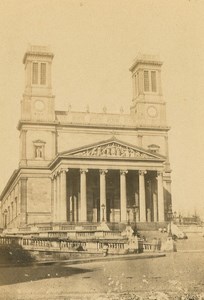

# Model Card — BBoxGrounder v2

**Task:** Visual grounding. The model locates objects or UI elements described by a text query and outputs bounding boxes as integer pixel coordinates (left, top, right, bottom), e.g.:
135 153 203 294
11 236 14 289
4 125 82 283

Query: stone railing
0 236 133 255
56 111 135 127
34 230 122 240
143 242 159 251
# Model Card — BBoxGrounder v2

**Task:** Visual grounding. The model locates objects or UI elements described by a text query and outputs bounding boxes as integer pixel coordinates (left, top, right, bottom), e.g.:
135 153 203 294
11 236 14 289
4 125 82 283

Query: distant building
0 46 172 229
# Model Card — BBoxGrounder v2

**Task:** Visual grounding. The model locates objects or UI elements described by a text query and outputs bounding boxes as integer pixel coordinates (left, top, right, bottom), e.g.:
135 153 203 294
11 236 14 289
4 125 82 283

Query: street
0 234 204 299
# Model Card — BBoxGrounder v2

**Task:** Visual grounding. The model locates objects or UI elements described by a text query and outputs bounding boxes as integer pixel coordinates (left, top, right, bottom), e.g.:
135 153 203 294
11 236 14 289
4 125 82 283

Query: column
69 196 73 222
20 178 28 226
52 176 57 222
164 135 171 172
80 169 88 222
100 169 108 222
139 170 146 222
135 192 140 222
56 174 60 222
59 170 67 222
163 178 172 220
157 171 164 222
51 176 54 221
153 193 158 222
120 170 128 223
74 196 77 222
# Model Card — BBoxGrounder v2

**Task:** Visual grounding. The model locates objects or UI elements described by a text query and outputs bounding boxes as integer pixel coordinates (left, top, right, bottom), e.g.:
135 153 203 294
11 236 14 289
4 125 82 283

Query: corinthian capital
139 170 147 176
80 169 88 174
157 171 163 177
120 170 128 175
99 169 108 175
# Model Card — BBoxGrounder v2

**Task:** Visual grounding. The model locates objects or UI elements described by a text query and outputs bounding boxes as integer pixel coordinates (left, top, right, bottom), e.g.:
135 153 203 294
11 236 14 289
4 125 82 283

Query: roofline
49 137 166 169
60 136 165 158
0 169 20 201
129 59 163 72
17 119 170 132
0 166 50 201
17 120 58 130
23 51 54 64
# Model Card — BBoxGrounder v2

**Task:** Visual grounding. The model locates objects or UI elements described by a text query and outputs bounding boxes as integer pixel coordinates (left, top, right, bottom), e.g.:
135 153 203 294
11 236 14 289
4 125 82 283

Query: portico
50 138 166 225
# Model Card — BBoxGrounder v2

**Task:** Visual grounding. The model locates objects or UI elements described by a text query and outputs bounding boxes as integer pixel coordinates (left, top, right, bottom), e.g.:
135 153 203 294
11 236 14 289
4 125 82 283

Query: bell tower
130 54 167 127
21 45 55 122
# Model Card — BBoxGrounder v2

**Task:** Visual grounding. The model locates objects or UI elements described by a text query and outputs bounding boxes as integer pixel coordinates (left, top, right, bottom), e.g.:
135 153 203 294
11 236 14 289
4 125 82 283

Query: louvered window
144 70 149 92
144 70 157 93
32 63 38 84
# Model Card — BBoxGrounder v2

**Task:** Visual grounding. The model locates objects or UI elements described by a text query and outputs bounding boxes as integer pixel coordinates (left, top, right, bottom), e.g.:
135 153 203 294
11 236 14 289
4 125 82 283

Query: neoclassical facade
0 46 172 229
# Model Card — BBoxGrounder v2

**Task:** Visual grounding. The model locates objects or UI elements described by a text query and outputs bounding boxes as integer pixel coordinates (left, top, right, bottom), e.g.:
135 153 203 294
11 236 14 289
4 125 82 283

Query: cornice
129 59 163 72
17 120 58 130
23 51 54 64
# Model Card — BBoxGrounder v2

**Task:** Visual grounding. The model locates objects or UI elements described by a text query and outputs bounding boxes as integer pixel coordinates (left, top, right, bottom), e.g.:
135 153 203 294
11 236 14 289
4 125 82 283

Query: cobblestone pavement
0 234 204 300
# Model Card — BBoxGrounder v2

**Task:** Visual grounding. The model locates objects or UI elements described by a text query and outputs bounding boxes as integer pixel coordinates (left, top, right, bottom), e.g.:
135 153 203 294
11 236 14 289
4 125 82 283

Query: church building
0 46 172 230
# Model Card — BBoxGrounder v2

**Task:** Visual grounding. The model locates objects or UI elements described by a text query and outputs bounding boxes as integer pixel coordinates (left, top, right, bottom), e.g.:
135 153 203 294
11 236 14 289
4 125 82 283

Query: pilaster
20 178 28 226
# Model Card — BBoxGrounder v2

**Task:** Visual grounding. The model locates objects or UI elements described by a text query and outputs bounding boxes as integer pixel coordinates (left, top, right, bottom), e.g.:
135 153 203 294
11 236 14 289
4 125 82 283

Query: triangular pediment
60 138 165 161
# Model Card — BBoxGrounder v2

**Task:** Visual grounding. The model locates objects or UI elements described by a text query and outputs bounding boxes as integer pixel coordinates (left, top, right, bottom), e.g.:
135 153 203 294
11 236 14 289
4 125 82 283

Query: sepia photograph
0 1 204 299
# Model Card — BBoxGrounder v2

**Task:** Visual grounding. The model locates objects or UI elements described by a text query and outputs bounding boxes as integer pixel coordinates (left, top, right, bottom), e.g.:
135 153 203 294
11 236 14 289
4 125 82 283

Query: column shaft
157 172 164 222
120 170 128 222
74 196 77 222
100 170 107 222
56 175 60 222
60 171 67 222
139 170 146 222
80 169 88 222
153 193 158 222
135 192 140 222
69 196 73 222
53 177 57 222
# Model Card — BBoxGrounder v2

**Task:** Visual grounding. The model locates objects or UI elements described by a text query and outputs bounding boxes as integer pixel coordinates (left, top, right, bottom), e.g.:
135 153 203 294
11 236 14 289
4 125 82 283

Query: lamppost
101 204 105 222
127 207 130 225
167 204 173 237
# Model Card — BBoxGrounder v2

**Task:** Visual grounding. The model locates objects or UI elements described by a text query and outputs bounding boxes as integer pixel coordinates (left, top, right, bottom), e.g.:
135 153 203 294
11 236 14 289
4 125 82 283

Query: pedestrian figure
102 243 108 256
152 238 157 252
157 238 161 251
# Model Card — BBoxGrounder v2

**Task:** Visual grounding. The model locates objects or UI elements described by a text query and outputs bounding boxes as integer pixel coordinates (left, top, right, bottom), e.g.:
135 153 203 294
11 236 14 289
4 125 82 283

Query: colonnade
51 168 165 224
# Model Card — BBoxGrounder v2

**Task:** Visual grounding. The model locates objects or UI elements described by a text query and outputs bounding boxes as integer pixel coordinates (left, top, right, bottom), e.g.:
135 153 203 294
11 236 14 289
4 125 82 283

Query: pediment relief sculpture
69 142 159 160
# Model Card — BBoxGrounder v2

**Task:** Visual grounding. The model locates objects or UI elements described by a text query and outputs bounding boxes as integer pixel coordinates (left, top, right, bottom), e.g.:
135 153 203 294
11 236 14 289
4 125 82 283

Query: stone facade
0 46 172 229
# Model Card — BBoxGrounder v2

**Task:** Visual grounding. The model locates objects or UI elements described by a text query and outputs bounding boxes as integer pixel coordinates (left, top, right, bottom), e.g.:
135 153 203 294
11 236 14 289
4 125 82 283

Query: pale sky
0 0 204 217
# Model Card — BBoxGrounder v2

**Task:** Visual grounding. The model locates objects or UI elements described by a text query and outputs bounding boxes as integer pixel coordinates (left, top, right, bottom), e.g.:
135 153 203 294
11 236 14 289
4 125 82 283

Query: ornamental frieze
72 142 152 159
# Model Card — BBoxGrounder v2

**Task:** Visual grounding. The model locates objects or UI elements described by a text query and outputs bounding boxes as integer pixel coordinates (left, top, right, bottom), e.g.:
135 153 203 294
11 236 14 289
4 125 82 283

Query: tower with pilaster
130 54 166 127
18 45 56 167
129 54 172 218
